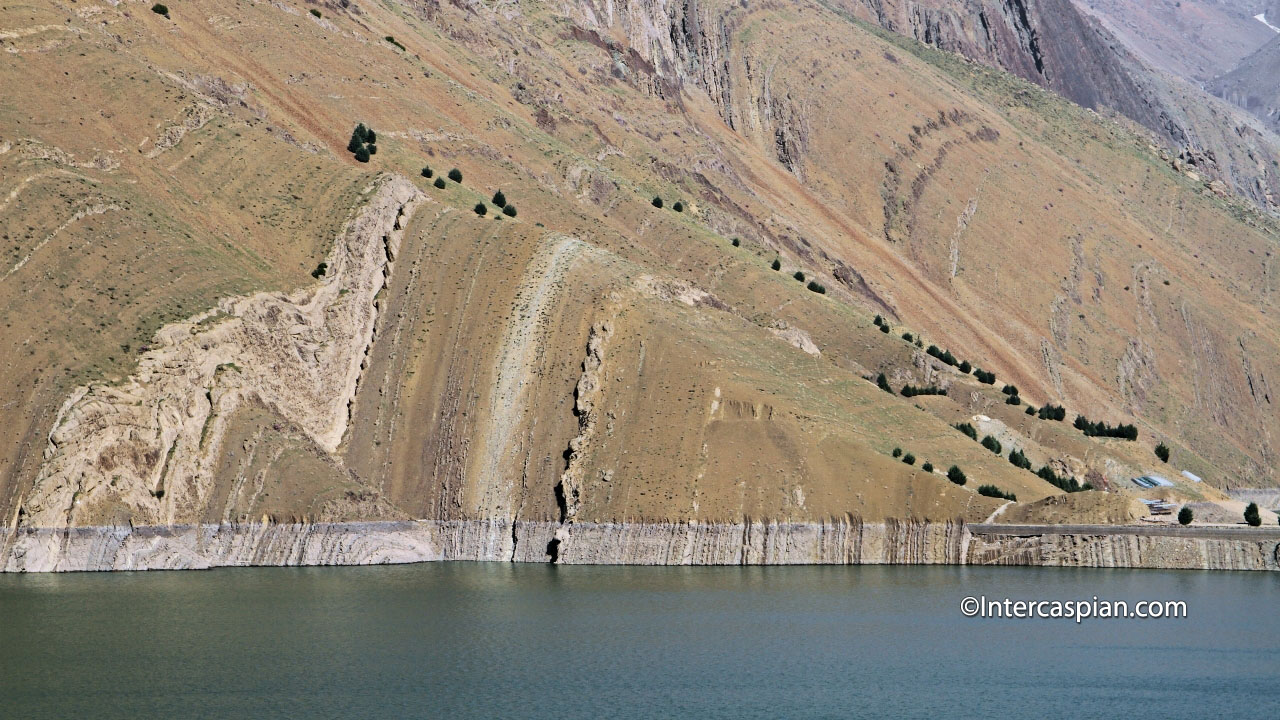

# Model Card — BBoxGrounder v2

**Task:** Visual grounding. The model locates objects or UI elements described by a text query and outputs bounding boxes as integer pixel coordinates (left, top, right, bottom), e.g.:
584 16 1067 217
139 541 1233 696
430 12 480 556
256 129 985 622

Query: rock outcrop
15 176 423 529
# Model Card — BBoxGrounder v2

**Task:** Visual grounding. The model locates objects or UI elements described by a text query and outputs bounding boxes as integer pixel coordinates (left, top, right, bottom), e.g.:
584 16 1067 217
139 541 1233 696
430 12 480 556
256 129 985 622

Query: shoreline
4 519 1278 572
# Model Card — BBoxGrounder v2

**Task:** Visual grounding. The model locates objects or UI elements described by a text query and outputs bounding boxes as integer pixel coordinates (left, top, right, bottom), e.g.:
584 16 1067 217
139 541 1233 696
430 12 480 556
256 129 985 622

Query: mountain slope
1210 32 1280 137
830 0 1280 212
2 0 1277 545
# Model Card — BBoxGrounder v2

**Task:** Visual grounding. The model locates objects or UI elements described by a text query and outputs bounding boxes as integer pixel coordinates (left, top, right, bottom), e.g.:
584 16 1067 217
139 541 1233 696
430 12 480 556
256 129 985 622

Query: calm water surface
2 563 1277 718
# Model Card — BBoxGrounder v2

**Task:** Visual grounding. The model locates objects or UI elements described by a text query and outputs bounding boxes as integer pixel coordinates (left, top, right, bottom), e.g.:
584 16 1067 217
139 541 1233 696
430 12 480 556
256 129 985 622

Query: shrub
973 369 996 384
448 168 463 182
1155 443 1170 463
473 203 487 216
901 384 946 398
502 204 517 217
902 332 913 342
731 238 740 247
903 453 916 465
652 196 663 208
1244 502 1261 527
1005 395 1021 405
892 447 902 458
953 422 977 440
151 3 169 17
807 281 826 294
492 190 507 207
879 324 890 334
367 144 377 155
947 465 967 486
310 8 322 17
958 360 971 373
771 258 781 271
1178 506 1193 525
672 201 684 212
354 146 370 163
980 435 1002 455
922 461 934 472
1008 449 1031 470
876 373 893 394
1002 384 1019 396
794 271 806 282
1025 406 1036 415
421 166 433 178
385 36 406 51
977 484 1017 501
310 262 328 279
433 177 446 189
1038 404 1066 421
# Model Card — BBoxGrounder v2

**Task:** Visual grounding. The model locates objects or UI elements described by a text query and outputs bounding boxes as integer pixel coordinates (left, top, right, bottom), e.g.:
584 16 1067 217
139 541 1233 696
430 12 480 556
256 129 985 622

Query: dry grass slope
2 0 1277 540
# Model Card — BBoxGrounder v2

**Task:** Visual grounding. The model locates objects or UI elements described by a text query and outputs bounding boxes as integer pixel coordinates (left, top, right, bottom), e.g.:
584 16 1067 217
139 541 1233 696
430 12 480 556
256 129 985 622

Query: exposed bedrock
5 519 1276 571
15 176 424 529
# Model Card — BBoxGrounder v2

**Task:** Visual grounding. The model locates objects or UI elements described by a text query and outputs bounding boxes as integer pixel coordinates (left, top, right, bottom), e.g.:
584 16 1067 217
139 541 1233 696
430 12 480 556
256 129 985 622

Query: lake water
2 564 1277 718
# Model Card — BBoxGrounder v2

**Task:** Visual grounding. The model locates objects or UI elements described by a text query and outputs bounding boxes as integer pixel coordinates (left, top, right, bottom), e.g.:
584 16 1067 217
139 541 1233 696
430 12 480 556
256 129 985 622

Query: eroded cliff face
14 177 424 529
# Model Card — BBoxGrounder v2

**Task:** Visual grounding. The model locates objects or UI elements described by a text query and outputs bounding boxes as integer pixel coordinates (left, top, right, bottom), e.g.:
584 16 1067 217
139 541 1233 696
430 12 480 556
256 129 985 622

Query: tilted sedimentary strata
15 176 423 529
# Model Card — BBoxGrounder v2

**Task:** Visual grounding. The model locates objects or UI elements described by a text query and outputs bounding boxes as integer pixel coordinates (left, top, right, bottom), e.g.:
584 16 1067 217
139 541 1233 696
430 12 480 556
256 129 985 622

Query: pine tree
492 190 507 208
502 204 517 217
876 373 893 394
448 168 463 182
1244 502 1261 527
1178 506 1193 525
652 196 663 208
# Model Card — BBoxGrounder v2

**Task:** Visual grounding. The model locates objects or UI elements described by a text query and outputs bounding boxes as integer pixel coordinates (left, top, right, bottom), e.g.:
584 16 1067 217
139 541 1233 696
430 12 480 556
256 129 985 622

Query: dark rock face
834 0 1158 127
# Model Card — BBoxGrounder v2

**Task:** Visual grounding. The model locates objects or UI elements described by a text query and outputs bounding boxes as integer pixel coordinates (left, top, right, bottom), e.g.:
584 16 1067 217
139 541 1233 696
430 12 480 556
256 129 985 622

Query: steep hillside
2 0 1277 549
830 0 1280 212
1210 32 1280 136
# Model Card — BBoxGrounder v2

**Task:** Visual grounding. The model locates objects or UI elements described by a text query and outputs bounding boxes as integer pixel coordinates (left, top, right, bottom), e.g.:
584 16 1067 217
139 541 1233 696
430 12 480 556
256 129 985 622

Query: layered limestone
16 176 424 529
4 520 1276 572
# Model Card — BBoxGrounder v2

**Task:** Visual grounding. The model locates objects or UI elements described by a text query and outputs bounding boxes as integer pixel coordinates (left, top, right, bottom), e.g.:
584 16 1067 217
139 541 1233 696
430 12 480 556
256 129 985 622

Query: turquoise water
2 564 1277 718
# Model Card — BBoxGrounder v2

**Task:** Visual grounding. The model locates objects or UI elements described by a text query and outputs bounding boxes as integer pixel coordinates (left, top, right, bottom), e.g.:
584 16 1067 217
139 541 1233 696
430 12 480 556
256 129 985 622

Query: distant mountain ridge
1210 32 1280 139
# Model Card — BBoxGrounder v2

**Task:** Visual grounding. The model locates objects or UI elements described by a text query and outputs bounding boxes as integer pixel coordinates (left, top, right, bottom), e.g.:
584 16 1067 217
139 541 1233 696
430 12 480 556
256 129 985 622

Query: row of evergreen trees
1073 414 1138 440
977 484 1017 501
900 384 946 398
